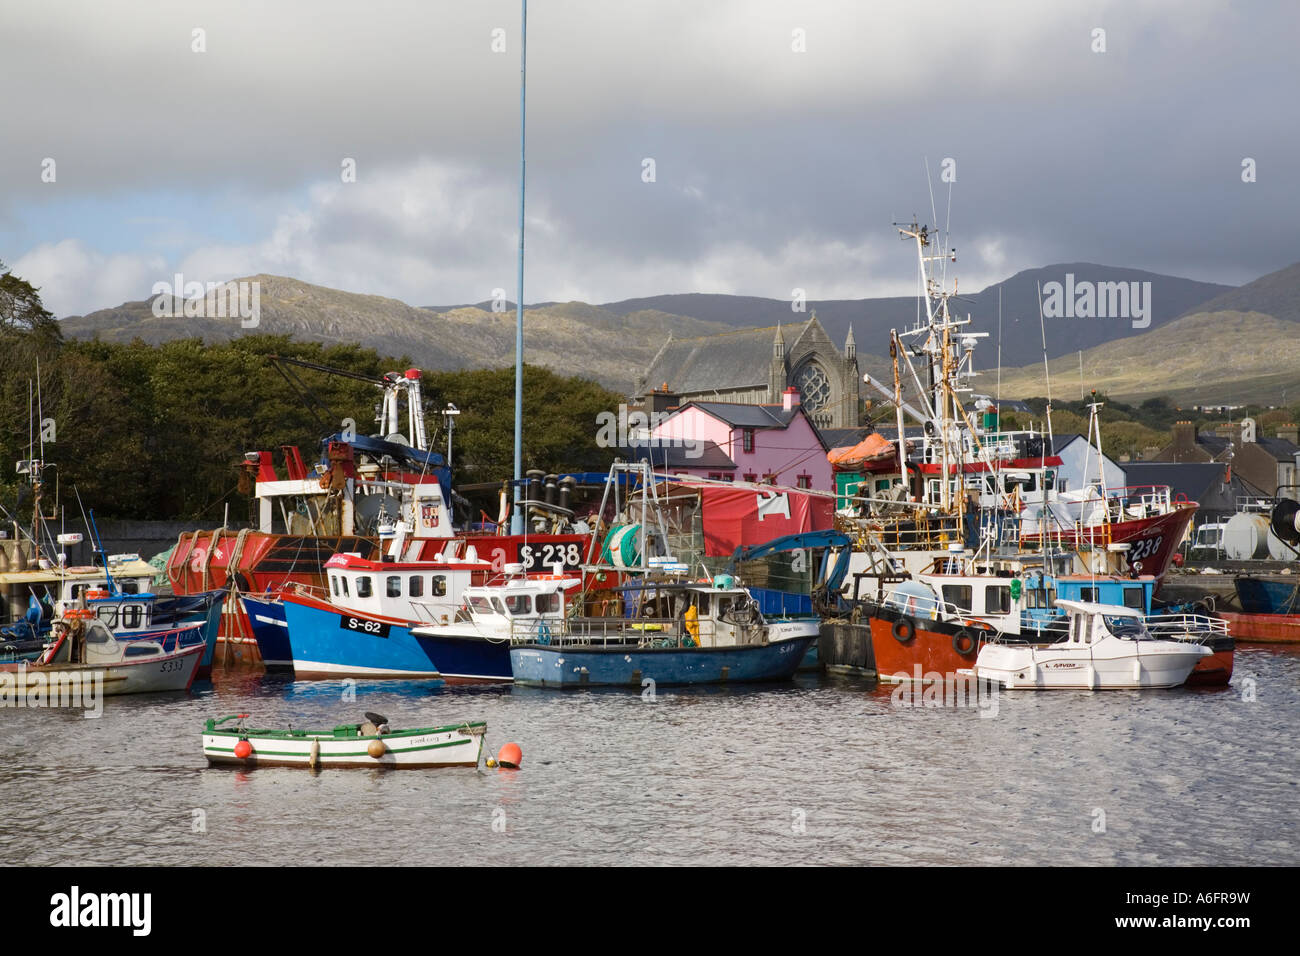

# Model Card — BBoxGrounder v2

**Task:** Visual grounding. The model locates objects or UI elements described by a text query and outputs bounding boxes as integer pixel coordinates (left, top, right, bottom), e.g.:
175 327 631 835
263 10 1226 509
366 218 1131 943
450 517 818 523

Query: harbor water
2 646 1297 866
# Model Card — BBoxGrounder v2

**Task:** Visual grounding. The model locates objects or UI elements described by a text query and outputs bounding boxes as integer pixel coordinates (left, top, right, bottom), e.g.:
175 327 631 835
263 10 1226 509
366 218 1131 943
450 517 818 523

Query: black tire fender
892 617 916 643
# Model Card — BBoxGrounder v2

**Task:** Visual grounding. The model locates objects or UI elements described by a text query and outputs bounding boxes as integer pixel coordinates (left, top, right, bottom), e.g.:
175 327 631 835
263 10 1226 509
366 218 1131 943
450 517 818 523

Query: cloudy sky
2 0 1296 317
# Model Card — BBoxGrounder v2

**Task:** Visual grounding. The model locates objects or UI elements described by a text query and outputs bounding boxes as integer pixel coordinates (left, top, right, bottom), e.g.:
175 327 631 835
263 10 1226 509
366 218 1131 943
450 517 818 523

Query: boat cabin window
339 576 350 597
985 585 1011 615
431 576 447 597
1072 613 1087 644
96 607 118 628
85 622 111 644
356 577 372 598
121 605 143 629
120 580 140 594
716 596 733 618
491 597 507 615
942 585 973 613
468 595 493 614
1105 614 1146 640
1026 586 1056 610
1008 474 1036 493
536 592 561 614
331 576 340 597
1123 587 1145 610
696 593 710 615
386 576 402 598
505 594 532 615
409 576 423 598
1079 587 1098 603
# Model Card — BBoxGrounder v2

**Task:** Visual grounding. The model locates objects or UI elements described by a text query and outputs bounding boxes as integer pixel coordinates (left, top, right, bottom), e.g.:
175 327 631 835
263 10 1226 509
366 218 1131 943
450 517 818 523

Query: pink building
644 388 833 491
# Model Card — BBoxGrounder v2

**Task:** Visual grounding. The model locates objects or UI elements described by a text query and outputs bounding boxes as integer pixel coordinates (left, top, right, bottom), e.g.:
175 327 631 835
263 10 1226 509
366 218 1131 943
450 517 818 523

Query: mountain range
993 261 1300 405
56 260 1298 402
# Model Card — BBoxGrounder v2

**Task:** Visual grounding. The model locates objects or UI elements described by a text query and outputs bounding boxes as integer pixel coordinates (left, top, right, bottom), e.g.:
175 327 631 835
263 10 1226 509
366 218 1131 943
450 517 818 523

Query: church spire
774 321 785 359
844 324 856 359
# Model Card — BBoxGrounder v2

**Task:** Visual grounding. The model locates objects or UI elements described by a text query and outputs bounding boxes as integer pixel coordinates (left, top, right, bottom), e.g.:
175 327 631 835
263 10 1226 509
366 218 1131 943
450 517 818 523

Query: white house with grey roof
634 313 862 429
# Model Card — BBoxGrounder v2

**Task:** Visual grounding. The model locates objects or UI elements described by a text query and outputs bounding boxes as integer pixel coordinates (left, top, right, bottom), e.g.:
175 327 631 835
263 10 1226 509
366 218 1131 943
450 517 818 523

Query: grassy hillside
58 275 736 392
995 310 1300 406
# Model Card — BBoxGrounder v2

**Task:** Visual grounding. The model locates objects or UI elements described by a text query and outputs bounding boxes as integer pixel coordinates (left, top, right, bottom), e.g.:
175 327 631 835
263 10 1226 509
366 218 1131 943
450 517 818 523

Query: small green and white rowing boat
202 712 486 769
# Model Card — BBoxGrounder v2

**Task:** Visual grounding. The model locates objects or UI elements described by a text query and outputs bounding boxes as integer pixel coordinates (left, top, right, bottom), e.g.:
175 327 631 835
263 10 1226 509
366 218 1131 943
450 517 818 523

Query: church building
634 313 862 430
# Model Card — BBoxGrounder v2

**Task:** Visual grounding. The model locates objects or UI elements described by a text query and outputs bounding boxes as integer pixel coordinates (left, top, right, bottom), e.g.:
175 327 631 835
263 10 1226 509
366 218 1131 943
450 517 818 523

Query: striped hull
202 723 485 769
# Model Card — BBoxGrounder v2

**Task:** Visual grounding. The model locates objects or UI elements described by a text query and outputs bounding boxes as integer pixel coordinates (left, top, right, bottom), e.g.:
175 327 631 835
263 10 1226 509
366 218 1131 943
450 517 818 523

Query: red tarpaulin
696 484 835 556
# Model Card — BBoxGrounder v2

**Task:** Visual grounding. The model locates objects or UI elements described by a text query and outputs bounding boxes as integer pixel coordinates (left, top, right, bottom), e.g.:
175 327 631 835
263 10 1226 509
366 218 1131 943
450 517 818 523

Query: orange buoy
233 739 252 759
367 738 387 759
496 742 522 769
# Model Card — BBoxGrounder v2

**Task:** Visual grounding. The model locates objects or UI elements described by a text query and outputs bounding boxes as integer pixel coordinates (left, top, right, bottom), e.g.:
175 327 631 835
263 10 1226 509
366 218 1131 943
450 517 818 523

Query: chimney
783 386 801 412
646 383 680 416
1278 423 1299 445
1172 421 1197 461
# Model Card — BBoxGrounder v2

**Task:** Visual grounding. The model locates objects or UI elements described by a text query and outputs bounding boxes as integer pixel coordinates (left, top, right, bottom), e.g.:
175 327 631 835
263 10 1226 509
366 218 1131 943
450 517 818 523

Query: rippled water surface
3 647 1297 866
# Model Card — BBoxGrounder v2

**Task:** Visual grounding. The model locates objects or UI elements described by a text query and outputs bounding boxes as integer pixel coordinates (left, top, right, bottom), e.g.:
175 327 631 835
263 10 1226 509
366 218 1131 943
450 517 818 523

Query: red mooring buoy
496 742 522 769
233 739 252 759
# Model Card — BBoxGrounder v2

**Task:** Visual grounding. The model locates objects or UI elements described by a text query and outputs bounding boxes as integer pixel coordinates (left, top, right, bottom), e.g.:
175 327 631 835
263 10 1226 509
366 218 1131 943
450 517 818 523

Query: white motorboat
972 599 1211 690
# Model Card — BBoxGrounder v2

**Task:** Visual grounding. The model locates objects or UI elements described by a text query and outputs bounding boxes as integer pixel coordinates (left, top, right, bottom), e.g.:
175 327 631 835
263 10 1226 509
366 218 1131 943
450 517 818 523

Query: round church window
793 363 832 412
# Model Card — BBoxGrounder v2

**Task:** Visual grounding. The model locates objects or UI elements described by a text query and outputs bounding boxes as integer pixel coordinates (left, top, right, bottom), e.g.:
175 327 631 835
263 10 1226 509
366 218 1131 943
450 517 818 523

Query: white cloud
12 240 166 318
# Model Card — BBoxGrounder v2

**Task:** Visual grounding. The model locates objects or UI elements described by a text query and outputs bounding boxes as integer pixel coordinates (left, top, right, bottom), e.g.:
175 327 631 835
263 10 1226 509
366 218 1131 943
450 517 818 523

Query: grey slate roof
1195 432 1298 462
1197 433 1232 457
685 401 798 429
1256 436 1300 461
818 427 875 449
619 439 736 470
642 326 777 394
1051 433 1084 455
1122 461 1242 512
873 426 926 441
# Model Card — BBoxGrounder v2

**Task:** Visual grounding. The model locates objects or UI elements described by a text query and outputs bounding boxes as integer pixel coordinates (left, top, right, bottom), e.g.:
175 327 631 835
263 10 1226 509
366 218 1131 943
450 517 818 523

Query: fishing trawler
165 362 588 662
840 220 1199 681
280 529 502 681
417 462 824 688
857 560 1231 685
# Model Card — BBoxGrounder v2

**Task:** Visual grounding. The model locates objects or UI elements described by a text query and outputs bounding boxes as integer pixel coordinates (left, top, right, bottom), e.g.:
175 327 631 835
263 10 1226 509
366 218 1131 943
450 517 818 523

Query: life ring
952 629 977 656
891 617 916 643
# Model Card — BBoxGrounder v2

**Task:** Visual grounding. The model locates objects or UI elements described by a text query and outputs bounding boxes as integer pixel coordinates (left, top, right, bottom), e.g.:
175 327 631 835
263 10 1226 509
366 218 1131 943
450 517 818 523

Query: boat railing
883 592 989 629
286 581 331 600
509 614 685 648
1016 617 1071 643
1144 612 1229 640
406 600 457 625
871 512 967 551
1098 485 1175 521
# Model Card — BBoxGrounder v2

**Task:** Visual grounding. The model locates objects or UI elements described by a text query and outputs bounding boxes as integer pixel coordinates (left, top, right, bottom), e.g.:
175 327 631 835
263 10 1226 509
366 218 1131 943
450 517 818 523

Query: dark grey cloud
4 0 1297 316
